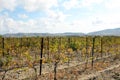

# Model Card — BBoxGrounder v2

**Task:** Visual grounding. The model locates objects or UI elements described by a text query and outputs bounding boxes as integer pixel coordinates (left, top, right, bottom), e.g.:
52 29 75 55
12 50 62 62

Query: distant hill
88 28 120 36
3 33 51 37
0 35 2 37
2 28 120 37
60 32 85 36
2 33 85 37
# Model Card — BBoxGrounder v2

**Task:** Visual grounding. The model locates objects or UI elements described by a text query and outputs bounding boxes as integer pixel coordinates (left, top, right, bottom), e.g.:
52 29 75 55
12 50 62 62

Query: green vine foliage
0 36 120 70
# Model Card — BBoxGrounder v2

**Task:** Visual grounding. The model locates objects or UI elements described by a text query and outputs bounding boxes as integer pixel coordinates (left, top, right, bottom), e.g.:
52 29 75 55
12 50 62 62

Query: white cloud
18 14 28 19
1 10 120 34
0 14 53 34
63 0 104 10
47 10 70 22
81 0 103 7
68 12 120 33
0 0 59 12
0 15 17 34
0 0 120 34
63 0 78 10
91 14 120 31
0 10 70 34
92 13 120 24
19 0 58 12
0 0 17 11
105 0 120 9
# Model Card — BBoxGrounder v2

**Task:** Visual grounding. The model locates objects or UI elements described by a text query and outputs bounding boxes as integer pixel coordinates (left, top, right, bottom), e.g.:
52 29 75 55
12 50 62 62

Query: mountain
2 32 85 37
88 28 120 36
2 28 120 37
3 33 51 37
60 32 85 36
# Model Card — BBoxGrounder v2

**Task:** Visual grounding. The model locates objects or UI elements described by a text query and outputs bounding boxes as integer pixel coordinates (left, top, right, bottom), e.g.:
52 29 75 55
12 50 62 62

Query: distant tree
0 35 2 38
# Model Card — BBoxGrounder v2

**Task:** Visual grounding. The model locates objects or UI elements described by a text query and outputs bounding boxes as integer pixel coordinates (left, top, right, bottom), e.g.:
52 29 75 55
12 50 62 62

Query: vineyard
0 36 120 80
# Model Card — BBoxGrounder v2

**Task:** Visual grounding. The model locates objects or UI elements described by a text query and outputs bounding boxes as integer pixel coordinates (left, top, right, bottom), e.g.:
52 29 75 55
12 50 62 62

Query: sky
0 0 120 34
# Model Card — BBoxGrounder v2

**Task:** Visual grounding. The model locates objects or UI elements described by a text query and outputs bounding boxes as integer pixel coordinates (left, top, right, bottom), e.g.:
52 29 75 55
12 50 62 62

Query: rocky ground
37 54 120 80
0 54 119 80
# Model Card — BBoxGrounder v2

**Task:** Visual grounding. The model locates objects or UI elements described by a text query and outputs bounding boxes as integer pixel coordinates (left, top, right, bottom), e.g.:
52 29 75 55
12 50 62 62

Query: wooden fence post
91 37 95 69
40 37 44 75
2 37 4 57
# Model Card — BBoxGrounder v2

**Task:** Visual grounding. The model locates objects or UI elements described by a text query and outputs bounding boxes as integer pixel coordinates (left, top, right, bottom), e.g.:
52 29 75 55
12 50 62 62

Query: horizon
1 26 120 35
1 27 120 35
0 0 120 34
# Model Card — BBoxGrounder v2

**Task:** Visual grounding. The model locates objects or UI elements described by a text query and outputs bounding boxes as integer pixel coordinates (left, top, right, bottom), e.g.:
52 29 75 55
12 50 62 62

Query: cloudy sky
0 0 120 34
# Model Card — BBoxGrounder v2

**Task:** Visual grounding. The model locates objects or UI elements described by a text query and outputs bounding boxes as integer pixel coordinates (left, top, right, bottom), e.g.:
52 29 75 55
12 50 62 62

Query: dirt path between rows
37 54 120 80
78 62 120 80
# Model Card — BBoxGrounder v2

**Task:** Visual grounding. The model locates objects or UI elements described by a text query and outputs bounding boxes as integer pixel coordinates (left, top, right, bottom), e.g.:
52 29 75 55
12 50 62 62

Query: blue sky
0 0 120 34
